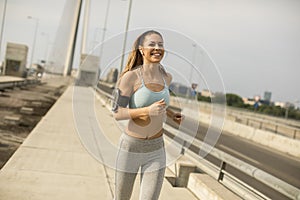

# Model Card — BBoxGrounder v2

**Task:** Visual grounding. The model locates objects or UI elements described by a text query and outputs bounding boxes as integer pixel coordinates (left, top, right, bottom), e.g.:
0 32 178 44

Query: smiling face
140 33 164 64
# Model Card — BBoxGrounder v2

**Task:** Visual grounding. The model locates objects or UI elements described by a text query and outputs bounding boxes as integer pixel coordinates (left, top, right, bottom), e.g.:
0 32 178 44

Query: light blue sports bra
129 68 170 108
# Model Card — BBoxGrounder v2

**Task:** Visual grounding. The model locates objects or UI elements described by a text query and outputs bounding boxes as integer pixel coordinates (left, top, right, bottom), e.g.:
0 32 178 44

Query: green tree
226 93 244 107
197 92 211 102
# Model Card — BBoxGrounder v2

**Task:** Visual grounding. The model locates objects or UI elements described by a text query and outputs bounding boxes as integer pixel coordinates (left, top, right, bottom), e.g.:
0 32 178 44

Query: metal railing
226 106 300 129
194 100 300 140
0 77 40 90
94 84 300 200
229 113 300 140
163 124 300 200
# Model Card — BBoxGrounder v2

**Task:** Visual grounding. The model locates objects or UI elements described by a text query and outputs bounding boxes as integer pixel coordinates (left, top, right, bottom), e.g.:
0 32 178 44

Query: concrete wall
76 54 100 86
183 107 300 158
188 173 242 200
4 42 28 77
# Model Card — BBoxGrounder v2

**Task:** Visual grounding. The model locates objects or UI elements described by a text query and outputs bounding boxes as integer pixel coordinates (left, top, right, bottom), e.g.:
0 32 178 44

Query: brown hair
119 30 166 78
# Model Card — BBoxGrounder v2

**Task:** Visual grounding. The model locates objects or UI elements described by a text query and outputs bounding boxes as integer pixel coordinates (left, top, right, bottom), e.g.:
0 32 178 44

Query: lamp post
40 32 50 63
0 0 7 75
27 16 39 74
186 43 197 101
99 0 111 56
119 0 133 74
295 100 300 110
189 43 197 82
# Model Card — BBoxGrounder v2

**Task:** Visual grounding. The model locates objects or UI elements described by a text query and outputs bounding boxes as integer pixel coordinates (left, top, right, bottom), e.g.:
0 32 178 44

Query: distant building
201 89 214 98
242 97 256 106
243 95 262 109
264 91 272 102
275 101 294 108
102 68 118 83
4 42 28 77
274 101 286 108
76 54 100 86
169 82 192 96
254 95 261 102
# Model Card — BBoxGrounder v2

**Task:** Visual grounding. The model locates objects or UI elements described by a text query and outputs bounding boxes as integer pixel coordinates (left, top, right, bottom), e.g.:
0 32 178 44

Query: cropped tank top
129 68 170 108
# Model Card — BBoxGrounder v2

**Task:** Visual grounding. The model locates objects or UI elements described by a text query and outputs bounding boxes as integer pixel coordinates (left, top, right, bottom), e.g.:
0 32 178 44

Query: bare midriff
126 128 163 140
125 115 165 140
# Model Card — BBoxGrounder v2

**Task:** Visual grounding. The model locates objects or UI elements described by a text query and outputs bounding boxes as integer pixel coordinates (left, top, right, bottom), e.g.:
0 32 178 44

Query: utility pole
119 0 132 74
0 0 7 75
27 16 39 73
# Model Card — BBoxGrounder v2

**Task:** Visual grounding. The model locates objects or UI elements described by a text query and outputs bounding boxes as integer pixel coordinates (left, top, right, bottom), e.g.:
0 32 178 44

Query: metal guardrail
163 124 300 200
228 108 300 129
94 84 300 200
162 129 271 200
229 113 300 140
198 101 300 140
0 78 40 90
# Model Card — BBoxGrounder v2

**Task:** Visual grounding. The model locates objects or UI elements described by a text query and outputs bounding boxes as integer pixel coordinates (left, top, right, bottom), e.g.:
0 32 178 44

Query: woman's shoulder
164 72 172 86
119 68 140 84
160 65 172 85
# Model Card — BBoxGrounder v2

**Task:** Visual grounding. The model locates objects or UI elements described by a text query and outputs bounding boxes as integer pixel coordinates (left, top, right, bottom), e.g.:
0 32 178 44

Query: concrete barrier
188 173 242 200
223 120 256 140
252 129 300 158
166 155 243 200
222 119 300 158
182 107 300 158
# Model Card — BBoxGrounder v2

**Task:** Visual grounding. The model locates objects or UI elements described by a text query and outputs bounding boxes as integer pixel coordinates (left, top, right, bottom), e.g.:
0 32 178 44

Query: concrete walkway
0 85 199 200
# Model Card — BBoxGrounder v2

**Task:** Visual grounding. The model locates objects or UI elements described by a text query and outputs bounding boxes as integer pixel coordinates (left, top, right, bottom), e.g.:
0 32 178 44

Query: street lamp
97 0 111 64
119 0 133 74
0 0 7 75
27 16 39 74
189 43 197 82
186 43 197 101
40 32 50 63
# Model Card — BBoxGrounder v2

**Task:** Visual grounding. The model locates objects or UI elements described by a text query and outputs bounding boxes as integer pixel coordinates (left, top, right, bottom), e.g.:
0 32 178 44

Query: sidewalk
0 85 199 200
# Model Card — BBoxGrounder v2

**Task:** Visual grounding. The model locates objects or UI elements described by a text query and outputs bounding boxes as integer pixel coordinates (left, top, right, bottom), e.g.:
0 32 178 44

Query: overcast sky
0 0 299 104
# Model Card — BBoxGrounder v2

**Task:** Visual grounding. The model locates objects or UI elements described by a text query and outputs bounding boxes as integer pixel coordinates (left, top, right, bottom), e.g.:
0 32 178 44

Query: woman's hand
166 107 184 124
148 99 166 116
172 112 185 124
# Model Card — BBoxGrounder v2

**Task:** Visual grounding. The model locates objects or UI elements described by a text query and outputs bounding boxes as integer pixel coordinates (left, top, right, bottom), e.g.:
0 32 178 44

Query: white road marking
219 144 261 165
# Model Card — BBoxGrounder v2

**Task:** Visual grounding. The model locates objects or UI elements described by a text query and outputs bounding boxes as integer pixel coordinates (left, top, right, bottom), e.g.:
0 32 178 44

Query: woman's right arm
113 106 149 121
114 99 167 121
111 71 148 121
112 71 166 120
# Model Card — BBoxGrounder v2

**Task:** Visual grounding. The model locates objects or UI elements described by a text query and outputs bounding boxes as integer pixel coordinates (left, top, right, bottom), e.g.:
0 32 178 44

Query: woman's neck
142 63 161 75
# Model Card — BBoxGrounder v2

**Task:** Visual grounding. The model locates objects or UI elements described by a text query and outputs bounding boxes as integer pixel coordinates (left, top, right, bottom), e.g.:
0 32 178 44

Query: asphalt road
165 116 300 200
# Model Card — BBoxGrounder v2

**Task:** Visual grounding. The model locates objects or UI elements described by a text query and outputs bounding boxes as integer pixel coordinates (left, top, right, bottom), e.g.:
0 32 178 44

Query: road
165 116 300 200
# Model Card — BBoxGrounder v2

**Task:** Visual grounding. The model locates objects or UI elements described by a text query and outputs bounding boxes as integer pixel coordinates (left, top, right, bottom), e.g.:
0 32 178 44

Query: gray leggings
114 133 166 200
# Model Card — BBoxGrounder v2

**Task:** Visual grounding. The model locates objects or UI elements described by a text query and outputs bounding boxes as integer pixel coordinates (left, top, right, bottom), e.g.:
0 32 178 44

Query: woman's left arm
166 108 185 124
165 72 185 124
